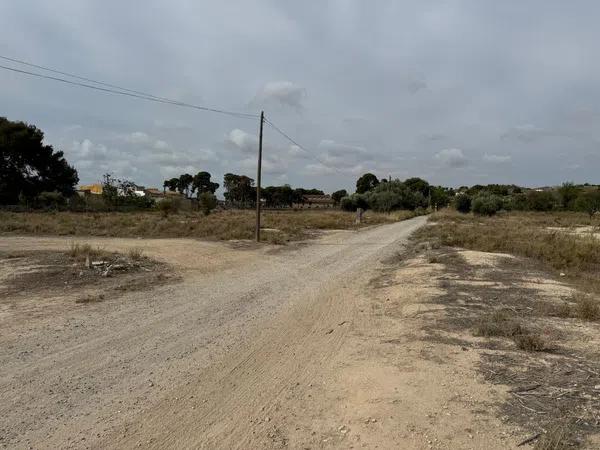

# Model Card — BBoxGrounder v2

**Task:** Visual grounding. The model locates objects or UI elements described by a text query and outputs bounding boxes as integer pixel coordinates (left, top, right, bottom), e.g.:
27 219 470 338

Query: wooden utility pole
255 111 264 242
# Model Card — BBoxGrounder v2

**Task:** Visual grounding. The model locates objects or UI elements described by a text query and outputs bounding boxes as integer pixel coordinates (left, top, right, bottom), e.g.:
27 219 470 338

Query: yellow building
77 183 103 195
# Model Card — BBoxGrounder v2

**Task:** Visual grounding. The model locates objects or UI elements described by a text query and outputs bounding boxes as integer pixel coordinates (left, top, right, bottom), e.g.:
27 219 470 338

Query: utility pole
255 111 264 242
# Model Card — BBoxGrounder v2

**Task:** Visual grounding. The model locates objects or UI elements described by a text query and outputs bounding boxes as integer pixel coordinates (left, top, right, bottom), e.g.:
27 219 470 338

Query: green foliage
404 177 430 197
526 190 557 211
101 173 154 211
331 189 348 205
198 192 218 215
261 185 294 208
574 189 600 218
223 173 255 207
178 173 194 198
35 191 66 209
454 194 472 213
355 173 379 194
192 171 219 195
558 182 582 209
340 194 368 211
472 193 503 216
430 186 452 209
156 198 180 217
163 177 179 193
0 117 79 205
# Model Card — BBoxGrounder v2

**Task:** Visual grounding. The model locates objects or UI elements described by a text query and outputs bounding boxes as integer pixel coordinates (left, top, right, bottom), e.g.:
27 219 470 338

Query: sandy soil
0 216 553 449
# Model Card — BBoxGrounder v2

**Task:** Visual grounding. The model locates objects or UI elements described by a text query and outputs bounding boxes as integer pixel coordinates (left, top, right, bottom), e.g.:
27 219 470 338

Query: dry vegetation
0 209 416 243
411 210 600 448
416 209 600 293
0 243 173 303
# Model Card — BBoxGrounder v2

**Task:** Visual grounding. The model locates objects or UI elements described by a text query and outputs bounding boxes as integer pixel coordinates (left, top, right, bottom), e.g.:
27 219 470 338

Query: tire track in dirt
1 217 425 449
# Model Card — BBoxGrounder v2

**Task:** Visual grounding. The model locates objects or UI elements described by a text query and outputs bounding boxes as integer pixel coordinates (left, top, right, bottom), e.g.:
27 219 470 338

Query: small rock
560 272 566 277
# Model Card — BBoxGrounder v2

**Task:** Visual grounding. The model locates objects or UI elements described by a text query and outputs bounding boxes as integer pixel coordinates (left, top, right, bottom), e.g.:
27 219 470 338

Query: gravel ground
0 217 427 449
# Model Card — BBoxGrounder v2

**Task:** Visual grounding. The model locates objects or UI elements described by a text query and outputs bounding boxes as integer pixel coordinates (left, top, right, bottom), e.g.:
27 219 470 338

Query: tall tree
0 117 78 204
193 171 219 195
223 173 255 206
178 173 194 198
163 177 179 193
331 189 348 205
356 173 379 194
404 177 430 197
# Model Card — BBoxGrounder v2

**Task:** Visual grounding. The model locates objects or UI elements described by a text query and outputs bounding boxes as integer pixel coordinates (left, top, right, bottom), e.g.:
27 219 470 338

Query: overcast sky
1 1 599 193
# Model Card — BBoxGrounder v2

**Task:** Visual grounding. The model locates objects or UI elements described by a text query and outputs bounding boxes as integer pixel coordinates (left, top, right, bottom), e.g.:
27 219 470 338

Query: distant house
294 194 334 209
144 188 184 202
77 183 103 196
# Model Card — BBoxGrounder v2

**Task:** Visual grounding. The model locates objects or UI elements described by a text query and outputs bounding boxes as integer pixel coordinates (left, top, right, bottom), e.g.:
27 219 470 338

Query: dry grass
513 333 548 352
0 209 416 243
473 310 549 351
534 424 575 450
127 247 144 261
575 294 600 321
473 310 524 338
67 242 111 261
417 210 600 293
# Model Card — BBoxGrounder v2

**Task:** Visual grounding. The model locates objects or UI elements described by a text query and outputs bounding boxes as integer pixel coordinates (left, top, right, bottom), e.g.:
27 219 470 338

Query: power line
0 54 174 102
0 62 258 120
263 117 345 174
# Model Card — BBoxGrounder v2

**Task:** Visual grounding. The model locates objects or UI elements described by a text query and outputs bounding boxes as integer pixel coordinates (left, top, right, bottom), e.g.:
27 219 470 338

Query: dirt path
0 217 518 449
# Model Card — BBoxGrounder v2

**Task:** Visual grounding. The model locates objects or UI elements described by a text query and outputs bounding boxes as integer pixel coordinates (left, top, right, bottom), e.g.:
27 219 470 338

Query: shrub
340 194 368 212
127 247 144 261
575 295 600 321
198 192 217 216
513 333 547 352
157 198 180 217
36 191 67 209
472 193 503 216
526 190 557 211
473 310 524 337
454 194 472 213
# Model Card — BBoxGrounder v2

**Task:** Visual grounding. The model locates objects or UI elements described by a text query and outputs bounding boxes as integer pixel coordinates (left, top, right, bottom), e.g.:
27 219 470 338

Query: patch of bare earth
0 248 174 303
396 240 600 448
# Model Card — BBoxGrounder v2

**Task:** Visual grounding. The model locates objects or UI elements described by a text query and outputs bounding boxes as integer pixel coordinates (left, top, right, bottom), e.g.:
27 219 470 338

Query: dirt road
1 216 518 449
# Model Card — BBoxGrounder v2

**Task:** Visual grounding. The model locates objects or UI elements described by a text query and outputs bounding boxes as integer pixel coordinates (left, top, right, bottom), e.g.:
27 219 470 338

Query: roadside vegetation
417 209 600 293
0 209 417 244
409 232 600 447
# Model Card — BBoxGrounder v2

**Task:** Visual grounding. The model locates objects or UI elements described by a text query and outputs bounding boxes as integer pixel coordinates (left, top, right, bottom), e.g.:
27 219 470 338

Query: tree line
453 182 600 217
339 173 452 213
2 117 599 218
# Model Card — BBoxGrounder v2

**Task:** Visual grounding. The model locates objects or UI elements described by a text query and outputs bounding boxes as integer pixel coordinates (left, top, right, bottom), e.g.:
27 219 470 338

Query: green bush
198 192 217 215
472 193 503 216
36 191 66 209
156 198 181 217
340 194 368 211
526 190 557 211
454 194 472 213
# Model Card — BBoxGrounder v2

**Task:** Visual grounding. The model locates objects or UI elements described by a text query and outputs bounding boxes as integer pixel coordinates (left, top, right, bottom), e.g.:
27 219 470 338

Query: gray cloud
435 148 468 168
483 153 511 163
2 1 600 192
251 81 307 111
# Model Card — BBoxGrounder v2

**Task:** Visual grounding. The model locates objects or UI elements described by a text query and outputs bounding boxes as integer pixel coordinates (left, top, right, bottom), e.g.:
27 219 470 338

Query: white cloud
435 148 468 168
125 131 151 145
483 153 512 163
251 81 307 111
226 128 258 154
69 139 109 161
